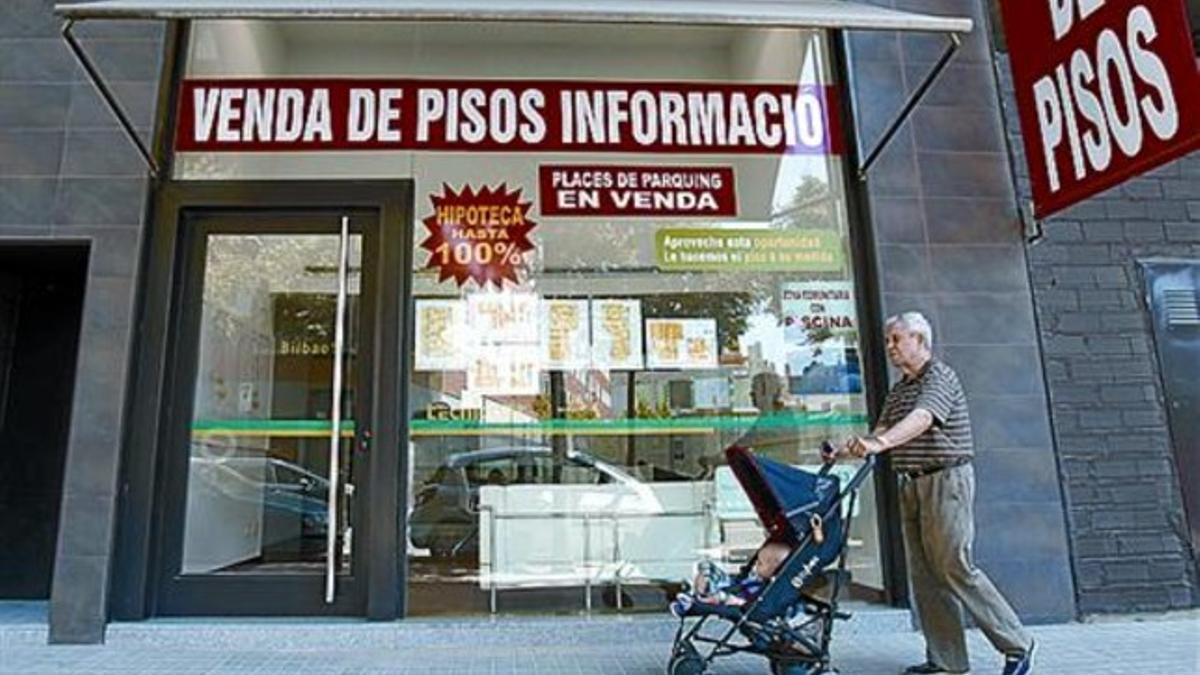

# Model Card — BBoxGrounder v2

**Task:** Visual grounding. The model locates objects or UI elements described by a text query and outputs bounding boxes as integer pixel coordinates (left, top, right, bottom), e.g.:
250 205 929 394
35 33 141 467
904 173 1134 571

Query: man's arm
850 408 934 457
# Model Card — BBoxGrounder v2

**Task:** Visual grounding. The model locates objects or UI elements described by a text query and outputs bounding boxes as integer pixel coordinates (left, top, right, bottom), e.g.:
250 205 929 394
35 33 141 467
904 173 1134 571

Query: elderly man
829 312 1035 675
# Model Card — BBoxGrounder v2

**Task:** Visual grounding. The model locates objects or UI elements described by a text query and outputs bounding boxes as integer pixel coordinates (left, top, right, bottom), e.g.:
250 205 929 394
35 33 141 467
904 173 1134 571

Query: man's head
750 371 786 412
753 542 791 578
884 311 933 375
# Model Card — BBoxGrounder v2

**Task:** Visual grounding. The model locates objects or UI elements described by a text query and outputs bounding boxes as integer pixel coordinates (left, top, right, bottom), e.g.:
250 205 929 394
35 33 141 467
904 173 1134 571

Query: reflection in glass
182 234 361 575
175 18 885 613
392 27 878 617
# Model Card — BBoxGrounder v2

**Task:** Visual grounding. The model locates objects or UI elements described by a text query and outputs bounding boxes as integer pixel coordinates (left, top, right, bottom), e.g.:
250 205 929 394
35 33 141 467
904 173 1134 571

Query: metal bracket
1021 199 1044 244
857 32 961 181
61 19 160 179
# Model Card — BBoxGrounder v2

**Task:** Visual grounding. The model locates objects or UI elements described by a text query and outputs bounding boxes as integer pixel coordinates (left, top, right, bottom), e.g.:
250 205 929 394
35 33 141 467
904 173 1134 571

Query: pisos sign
1000 1 1200 217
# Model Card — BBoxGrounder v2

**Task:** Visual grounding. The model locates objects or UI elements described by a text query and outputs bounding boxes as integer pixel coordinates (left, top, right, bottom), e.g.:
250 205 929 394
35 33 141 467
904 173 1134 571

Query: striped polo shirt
879 359 974 473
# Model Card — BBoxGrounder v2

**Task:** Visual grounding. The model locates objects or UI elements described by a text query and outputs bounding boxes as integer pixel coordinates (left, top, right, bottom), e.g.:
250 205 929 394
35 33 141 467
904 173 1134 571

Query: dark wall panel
0 0 165 642
997 50 1200 613
847 0 1076 622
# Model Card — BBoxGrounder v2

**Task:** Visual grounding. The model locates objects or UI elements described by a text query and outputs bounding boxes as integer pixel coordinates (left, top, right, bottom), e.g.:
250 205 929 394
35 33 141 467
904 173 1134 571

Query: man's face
885 325 927 370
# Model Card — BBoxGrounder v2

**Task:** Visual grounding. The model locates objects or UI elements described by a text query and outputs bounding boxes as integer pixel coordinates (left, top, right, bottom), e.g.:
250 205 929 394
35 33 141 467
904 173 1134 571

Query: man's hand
848 435 888 458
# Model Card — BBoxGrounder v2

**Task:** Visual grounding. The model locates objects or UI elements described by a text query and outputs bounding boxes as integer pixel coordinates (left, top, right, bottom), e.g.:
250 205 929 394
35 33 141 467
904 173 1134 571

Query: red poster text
419 184 537 289
176 78 842 155
999 1 1200 217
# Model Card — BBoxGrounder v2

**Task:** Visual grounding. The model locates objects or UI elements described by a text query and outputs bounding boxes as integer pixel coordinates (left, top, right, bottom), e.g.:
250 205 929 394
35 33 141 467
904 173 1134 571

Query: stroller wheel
667 644 705 675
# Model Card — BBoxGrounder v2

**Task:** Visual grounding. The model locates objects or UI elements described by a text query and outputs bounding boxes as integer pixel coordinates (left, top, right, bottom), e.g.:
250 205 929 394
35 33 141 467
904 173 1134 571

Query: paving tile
3 610 1197 674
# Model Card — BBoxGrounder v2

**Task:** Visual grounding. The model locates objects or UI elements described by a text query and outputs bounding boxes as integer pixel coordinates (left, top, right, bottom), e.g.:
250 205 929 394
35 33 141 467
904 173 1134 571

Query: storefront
52 0 1089 631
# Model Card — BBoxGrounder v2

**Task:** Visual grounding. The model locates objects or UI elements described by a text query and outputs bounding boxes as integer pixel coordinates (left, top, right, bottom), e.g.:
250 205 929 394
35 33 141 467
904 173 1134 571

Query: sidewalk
1 604 1196 674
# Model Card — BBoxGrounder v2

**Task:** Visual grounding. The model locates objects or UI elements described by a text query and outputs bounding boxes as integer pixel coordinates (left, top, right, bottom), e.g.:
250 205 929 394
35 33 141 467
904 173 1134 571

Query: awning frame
856 32 961 181
62 19 161 179
57 3 970 182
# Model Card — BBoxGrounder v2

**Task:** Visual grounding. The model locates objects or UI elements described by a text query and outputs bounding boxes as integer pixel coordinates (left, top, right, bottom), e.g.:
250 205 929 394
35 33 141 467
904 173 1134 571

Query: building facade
0 0 1193 645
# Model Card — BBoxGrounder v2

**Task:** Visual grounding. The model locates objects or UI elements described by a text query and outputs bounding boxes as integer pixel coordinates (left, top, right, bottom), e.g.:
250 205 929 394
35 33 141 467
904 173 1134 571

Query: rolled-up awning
55 0 972 180
57 0 972 34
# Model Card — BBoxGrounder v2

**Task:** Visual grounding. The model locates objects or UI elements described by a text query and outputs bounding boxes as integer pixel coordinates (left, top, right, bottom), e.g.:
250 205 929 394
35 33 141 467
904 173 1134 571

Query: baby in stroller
670 542 790 617
667 444 875 675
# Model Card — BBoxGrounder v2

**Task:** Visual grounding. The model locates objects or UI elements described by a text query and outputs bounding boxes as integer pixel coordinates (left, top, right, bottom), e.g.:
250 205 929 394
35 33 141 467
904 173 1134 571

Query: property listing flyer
542 299 591 370
590 299 644 370
645 318 718 369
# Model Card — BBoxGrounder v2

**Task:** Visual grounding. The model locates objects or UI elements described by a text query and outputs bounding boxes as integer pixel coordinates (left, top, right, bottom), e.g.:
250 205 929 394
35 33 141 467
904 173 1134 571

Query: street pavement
1 603 1196 674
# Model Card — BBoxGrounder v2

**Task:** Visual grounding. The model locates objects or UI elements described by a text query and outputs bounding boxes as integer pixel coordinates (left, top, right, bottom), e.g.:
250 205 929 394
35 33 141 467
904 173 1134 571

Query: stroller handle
841 454 877 496
818 441 838 477
818 440 876 495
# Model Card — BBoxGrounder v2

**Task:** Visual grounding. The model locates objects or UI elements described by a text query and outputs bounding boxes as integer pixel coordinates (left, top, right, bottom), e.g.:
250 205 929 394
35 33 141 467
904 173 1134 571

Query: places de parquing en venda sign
175 78 842 155
999 1 1200 218
539 165 737 217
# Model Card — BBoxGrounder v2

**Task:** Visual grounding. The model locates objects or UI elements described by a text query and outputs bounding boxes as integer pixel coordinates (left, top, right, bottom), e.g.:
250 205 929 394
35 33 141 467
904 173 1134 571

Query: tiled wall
997 55 1199 613
847 0 1076 622
0 0 164 643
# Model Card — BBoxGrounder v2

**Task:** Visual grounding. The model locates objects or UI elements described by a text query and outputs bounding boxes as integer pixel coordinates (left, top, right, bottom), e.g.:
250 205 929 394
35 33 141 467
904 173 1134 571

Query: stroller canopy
724 445 839 546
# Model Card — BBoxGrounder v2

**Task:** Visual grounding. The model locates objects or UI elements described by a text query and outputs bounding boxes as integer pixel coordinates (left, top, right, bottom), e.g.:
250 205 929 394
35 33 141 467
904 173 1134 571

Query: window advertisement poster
468 292 540 346
419 184 537 289
542 299 591 370
462 293 542 396
176 79 842 156
782 281 861 395
538 165 737 217
466 349 541 396
646 318 719 370
781 281 857 344
591 299 644 370
655 228 843 272
414 299 467 371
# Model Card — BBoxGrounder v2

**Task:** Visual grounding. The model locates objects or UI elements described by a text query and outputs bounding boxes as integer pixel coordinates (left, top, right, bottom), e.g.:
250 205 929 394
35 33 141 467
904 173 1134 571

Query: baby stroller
667 444 875 675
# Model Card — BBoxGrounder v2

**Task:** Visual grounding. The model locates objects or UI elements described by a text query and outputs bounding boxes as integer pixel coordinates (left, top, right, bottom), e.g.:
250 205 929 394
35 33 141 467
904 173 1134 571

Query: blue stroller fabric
722 447 844 622
668 446 875 675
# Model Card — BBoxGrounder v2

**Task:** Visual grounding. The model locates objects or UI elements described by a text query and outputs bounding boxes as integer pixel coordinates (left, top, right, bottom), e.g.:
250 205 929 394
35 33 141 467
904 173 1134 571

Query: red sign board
175 78 842 155
1000 1 1200 217
538 165 736 217
419 184 537 289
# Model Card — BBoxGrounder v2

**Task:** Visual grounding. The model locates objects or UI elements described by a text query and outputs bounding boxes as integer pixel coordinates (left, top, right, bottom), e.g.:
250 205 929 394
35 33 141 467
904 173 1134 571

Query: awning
57 0 972 34
54 0 973 180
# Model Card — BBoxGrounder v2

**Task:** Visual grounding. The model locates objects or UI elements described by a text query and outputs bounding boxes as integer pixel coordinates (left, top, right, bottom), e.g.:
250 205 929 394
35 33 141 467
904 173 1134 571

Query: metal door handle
325 215 350 604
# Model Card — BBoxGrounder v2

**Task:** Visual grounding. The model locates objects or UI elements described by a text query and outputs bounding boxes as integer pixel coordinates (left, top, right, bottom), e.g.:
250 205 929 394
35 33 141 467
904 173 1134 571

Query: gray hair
885 311 934 349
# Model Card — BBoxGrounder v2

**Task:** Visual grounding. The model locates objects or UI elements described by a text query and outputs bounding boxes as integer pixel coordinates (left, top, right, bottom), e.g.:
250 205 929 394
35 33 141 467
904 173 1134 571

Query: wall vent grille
1164 289 1200 327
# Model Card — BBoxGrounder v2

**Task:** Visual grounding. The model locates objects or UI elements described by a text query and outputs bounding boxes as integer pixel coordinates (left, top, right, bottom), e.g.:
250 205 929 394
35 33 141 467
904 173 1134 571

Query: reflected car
408 446 641 557
190 455 330 539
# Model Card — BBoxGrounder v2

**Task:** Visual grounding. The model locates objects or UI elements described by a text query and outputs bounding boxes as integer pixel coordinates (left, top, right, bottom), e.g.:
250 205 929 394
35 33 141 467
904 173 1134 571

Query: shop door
155 210 384 615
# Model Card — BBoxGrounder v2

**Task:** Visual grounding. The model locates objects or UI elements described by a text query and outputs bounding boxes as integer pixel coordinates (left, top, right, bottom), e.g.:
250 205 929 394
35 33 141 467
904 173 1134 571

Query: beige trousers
900 463 1032 672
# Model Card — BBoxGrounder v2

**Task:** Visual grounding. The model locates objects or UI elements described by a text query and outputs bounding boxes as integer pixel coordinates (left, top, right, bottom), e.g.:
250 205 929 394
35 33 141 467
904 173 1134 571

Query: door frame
157 209 379 615
112 181 412 620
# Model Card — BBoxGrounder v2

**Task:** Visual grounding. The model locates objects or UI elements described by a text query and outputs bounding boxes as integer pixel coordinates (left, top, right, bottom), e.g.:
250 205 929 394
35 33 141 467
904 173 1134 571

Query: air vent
1164 289 1200 327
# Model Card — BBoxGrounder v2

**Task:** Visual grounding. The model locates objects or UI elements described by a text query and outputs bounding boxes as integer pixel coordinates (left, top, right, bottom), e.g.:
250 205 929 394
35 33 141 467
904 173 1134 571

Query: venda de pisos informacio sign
175 78 841 154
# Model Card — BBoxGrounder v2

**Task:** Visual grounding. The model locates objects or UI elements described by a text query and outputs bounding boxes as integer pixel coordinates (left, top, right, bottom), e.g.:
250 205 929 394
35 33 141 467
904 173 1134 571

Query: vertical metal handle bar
325 216 350 604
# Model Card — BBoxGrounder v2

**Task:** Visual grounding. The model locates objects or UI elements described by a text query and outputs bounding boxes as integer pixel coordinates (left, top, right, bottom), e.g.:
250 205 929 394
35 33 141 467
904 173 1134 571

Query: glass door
155 211 377 615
